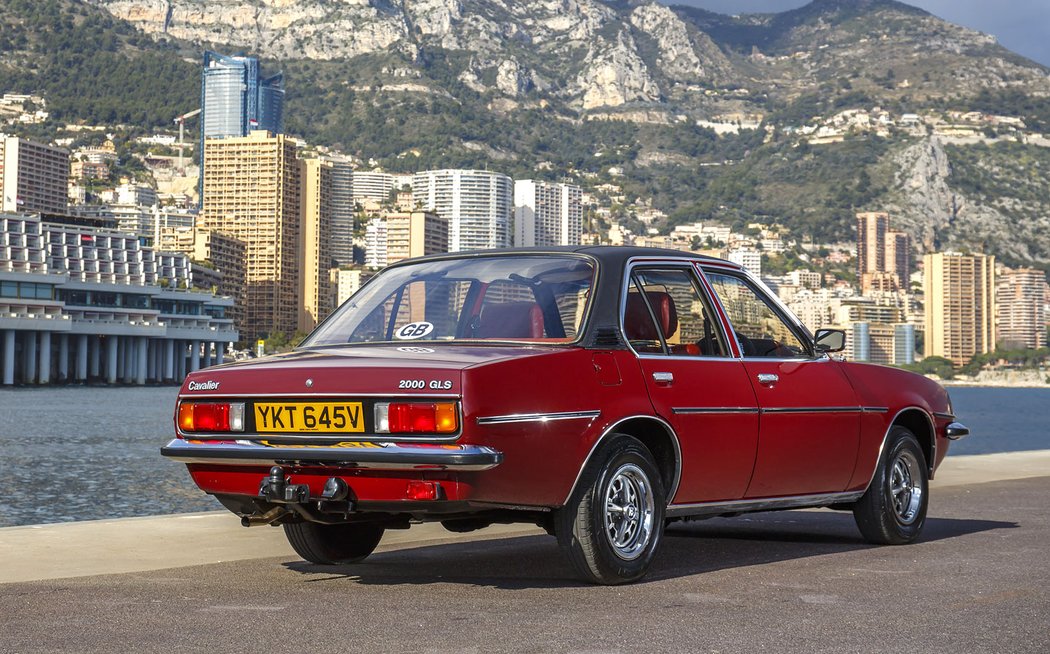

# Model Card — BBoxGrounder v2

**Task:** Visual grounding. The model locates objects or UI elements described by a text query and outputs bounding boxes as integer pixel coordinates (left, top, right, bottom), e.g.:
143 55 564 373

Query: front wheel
556 435 666 585
283 522 385 564
853 426 929 544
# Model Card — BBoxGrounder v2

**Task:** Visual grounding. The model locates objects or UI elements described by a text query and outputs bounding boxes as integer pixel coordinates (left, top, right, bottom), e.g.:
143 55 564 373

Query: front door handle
757 373 779 385
652 372 674 386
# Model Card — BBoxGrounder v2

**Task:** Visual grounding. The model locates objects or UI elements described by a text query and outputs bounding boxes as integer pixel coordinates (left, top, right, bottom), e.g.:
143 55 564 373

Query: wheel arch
563 415 682 506
867 407 936 488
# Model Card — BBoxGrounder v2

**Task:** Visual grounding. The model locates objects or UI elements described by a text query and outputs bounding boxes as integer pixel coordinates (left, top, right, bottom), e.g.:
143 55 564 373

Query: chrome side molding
666 491 865 518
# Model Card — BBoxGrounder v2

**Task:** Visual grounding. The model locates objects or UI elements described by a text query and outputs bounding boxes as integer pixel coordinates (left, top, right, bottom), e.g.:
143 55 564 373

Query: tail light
178 402 245 433
375 402 458 435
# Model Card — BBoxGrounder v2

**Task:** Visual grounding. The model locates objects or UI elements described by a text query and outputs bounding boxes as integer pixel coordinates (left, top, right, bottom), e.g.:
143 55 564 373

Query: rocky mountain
4 0 1050 266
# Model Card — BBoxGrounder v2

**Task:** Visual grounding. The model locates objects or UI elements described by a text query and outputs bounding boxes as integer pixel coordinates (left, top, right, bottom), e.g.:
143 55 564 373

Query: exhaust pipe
241 506 286 527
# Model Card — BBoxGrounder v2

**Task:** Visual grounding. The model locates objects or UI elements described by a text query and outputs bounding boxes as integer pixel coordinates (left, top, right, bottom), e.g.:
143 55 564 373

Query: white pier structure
1 213 237 385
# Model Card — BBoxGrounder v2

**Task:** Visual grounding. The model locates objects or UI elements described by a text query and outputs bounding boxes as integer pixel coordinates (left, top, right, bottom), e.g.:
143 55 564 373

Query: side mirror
814 328 846 353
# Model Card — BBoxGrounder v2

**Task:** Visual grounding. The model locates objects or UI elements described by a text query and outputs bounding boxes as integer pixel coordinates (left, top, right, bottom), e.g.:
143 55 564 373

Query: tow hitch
243 467 354 526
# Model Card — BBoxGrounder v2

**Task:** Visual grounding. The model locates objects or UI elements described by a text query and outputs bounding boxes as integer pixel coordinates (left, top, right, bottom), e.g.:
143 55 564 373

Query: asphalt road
2 471 1047 654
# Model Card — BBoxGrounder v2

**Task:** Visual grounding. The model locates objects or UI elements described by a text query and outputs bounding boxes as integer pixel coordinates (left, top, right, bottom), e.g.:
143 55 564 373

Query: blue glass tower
199 52 284 201
201 51 284 139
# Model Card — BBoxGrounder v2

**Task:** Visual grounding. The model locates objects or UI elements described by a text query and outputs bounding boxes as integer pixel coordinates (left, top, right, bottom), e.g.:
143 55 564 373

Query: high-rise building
328 157 356 266
924 252 996 366
352 171 396 204
201 51 284 140
413 169 512 252
385 211 449 265
514 180 582 247
856 211 911 293
364 217 388 269
997 267 1047 350
198 131 300 340
1 135 70 214
727 248 761 276
299 158 333 332
849 322 915 365
199 52 284 200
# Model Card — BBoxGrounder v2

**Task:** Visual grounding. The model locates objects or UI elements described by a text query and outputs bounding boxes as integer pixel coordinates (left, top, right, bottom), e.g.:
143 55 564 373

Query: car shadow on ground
281 510 1016 589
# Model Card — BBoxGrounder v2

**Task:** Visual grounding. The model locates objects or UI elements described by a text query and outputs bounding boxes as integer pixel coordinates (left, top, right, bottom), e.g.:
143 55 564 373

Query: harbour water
0 385 1046 528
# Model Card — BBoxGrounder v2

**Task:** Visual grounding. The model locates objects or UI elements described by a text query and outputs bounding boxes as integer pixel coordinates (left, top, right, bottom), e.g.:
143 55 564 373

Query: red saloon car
163 247 969 584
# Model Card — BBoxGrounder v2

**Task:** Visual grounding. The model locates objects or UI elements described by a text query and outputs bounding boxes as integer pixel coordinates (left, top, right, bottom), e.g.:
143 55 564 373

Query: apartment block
331 268 374 307
385 211 449 265
299 158 333 332
328 156 355 266
198 131 301 340
856 211 911 293
997 267 1047 350
514 180 583 247
1 135 70 214
157 226 245 302
413 169 512 251
924 252 996 366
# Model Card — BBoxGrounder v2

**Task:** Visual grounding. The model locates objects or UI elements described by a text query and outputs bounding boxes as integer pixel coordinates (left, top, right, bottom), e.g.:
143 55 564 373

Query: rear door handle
757 373 779 385
652 372 674 386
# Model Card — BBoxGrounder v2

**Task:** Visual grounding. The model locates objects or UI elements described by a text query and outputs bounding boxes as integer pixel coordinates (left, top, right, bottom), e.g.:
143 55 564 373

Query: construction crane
173 108 201 173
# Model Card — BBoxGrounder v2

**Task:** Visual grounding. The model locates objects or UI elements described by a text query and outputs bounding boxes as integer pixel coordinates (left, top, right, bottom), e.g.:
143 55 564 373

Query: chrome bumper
946 422 970 440
160 438 504 471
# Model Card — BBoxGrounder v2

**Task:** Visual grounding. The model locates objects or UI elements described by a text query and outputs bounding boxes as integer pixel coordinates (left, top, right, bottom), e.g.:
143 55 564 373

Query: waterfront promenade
1 451 1048 652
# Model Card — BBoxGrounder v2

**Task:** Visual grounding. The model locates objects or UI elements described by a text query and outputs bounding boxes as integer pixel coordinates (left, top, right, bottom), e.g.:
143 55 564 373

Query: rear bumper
161 438 504 471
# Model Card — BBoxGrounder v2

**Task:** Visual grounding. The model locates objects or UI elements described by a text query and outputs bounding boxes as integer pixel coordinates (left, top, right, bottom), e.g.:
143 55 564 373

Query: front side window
623 267 728 357
303 255 595 347
704 271 811 358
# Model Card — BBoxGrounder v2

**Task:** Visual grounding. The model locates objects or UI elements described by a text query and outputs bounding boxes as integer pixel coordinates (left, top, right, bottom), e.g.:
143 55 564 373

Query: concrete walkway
3 450 1047 585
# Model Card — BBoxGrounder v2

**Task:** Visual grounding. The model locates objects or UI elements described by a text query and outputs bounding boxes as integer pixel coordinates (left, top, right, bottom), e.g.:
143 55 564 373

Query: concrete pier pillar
89 336 100 379
124 338 136 383
136 338 148 385
190 340 200 373
58 334 69 382
164 340 174 382
38 331 51 384
76 335 88 381
106 337 118 384
2 331 14 385
175 341 186 381
214 342 225 366
24 332 37 384
203 342 213 369
147 340 157 382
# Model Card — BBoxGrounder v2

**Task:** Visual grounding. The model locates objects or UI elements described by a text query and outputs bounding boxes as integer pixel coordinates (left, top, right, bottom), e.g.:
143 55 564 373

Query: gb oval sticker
395 321 434 340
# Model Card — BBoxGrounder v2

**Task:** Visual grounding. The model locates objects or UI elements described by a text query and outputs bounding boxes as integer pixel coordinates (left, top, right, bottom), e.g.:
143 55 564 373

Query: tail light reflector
178 402 245 433
375 402 458 434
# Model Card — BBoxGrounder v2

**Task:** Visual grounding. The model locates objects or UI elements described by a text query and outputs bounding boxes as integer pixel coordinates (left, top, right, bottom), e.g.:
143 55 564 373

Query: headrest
478 301 544 338
624 291 678 341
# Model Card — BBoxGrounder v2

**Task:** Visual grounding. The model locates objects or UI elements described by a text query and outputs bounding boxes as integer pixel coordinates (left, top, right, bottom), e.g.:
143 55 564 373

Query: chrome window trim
476 410 601 425
561 414 683 506
666 490 866 518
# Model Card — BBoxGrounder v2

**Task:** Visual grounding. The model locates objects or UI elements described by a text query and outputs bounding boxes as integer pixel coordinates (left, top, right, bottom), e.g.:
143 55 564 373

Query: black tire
283 522 385 564
853 426 929 544
556 434 666 585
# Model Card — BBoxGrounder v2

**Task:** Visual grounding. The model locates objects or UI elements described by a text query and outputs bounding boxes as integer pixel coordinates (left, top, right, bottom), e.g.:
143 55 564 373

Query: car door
623 264 760 504
702 267 861 498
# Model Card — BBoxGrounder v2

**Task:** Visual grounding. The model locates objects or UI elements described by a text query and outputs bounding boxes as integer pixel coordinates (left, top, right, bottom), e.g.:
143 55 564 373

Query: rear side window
623 268 728 357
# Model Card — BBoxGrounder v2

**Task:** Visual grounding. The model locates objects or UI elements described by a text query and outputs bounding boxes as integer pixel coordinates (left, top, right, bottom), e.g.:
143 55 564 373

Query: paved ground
1 452 1048 653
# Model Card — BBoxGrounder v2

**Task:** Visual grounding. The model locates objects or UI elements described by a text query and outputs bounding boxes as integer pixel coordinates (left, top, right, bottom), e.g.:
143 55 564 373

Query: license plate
253 402 365 433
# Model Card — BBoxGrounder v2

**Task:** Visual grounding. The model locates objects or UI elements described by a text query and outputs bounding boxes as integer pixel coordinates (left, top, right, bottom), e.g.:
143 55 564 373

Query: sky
666 0 1050 68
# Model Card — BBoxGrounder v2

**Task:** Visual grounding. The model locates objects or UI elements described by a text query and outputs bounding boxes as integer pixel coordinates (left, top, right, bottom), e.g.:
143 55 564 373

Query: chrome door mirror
814 328 846 353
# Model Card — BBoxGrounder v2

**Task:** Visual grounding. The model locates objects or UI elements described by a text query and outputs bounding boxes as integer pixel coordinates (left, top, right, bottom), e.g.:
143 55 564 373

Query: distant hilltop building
412 169 512 252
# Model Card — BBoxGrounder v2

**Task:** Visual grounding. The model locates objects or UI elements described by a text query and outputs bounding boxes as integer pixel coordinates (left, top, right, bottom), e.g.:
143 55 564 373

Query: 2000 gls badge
162 246 968 584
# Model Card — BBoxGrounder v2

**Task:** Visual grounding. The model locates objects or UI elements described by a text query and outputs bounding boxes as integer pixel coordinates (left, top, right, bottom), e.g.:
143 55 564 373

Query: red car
163 247 968 584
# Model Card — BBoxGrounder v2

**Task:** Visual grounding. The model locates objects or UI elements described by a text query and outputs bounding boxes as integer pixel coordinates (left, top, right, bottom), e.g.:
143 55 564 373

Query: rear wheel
853 426 928 544
556 435 666 585
283 522 385 564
